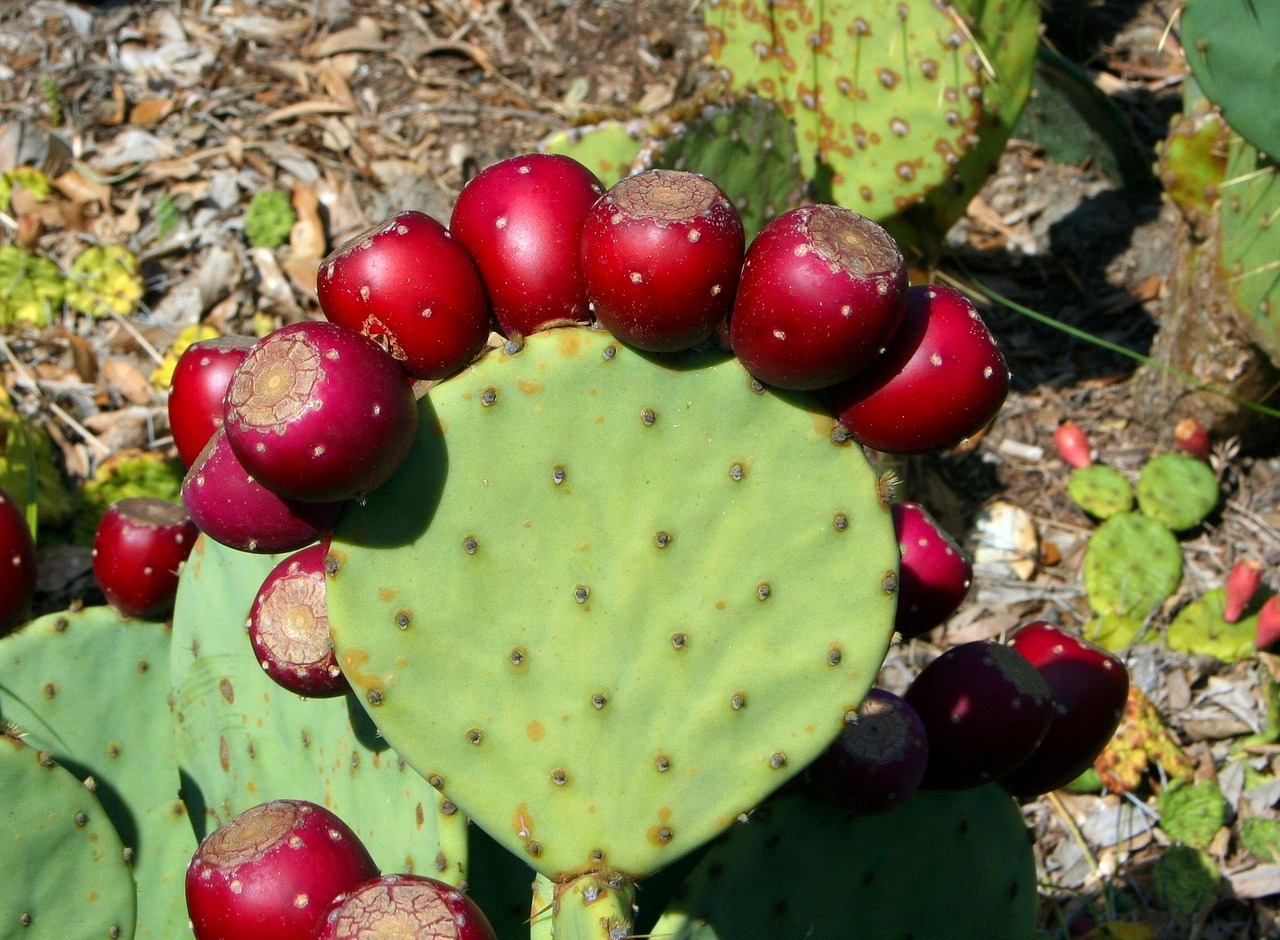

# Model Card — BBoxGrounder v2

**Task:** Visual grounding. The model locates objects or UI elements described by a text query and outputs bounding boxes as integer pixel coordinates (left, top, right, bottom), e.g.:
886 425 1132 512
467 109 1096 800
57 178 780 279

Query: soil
2 0 1280 937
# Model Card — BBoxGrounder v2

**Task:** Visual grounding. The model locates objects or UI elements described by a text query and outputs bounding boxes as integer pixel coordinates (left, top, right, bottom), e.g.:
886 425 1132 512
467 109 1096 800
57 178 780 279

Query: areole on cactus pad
326 326 899 886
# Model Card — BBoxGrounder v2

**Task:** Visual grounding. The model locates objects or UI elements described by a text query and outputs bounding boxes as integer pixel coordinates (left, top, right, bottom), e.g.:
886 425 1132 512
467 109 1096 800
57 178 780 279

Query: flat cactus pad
328 327 898 882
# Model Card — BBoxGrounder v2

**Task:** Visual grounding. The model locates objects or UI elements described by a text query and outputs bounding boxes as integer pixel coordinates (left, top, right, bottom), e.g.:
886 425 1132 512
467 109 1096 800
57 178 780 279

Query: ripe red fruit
168 336 256 467
92 497 199 619
826 284 1009 454
904 640 1053 791
317 211 491 380
1173 416 1211 461
186 799 379 940
893 501 972 641
314 873 498 940
1052 420 1092 469
181 429 343 555
1002 621 1130 797
450 153 604 337
807 688 929 817
728 205 908 390
580 169 745 352
248 543 347 698
1224 558 1265 624
1255 596 1280 651
223 321 418 503
0 487 36 637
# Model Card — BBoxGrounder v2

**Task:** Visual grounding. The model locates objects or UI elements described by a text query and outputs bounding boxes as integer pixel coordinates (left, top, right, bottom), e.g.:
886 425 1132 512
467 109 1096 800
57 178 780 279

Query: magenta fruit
168 335 257 468
580 169 745 352
317 211 491 380
728 205 908 390
0 486 35 636
893 501 973 641
223 321 418 503
247 542 347 698
185 799 379 940
313 873 498 940
92 497 199 619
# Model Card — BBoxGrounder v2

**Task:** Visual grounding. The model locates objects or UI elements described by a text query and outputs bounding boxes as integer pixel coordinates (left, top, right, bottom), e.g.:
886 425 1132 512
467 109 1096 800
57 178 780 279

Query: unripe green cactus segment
1067 464 1134 520
328 327 898 889
1083 512 1183 621
1136 453 1219 532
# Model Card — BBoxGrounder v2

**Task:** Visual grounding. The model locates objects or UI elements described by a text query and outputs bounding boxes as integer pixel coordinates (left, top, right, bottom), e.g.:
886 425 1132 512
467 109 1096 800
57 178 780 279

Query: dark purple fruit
0 486 35 637
893 501 972 641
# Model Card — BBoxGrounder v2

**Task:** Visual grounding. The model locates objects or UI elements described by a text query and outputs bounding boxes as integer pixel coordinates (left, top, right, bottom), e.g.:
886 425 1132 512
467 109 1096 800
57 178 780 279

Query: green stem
538 871 636 940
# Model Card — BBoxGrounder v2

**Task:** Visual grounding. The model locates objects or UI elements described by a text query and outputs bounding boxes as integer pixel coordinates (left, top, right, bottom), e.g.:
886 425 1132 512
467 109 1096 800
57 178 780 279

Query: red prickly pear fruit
904 640 1053 791
92 497 199 619
1001 621 1130 798
1255 596 1280 651
580 169 745 353
248 542 347 698
1173 417 1211 462
313 873 498 940
181 429 342 555
1052 420 1092 469
825 284 1009 455
223 321 418 503
1225 558 1265 624
729 205 908 390
186 799 379 940
316 211 491 380
168 336 257 468
892 501 972 641
449 153 604 337
0 487 36 637
807 688 929 817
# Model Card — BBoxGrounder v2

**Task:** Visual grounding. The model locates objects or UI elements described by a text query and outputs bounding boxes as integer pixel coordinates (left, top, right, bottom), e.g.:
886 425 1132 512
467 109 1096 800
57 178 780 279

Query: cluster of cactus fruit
1 151 1134 939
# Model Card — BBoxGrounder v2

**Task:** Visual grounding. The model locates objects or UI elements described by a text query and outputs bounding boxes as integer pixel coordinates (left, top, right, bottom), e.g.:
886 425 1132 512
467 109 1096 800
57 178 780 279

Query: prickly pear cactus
1083 512 1183 621
1067 464 1134 520
1217 135 1280 362
1165 587 1263 662
0 728 137 939
327 328 898 915
703 0 1039 242
0 607 194 937
1136 453 1219 532
171 535 470 883
649 785 1035 939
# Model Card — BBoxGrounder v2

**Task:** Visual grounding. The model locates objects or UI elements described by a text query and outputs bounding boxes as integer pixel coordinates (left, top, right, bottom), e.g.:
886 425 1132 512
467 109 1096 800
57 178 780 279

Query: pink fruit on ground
181 429 343 554
728 205 908 390
92 497 199 619
248 542 347 698
807 688 929 817
314 873 498 940
450 153 604 337
893 501 972 641
1002 621 1130 797
168 336 257 467
1052 420 1093 469
317 211 491 380
904 640 1053 791
186 799 379 940
1173 416 1211 462
1255 596 1280 651
1224 558 1264 624
0 486 35 637
825 284 1009 455
580 169 745 353
223 321 418 503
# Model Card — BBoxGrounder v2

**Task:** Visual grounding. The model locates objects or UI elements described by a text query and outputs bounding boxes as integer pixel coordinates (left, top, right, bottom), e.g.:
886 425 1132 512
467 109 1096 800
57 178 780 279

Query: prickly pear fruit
0 486 35 636
1053 420 1092 468
168 336 256 468
223 321 418 503
185 799 379 940
314 874 497 940
904 640 1053 791
317 211 491 380
1066 464 1134 520
1002 621 1130 797
826 284 1009 454
806 688 929 816
1256 596 1280 651
450 153 604 337
893 501 972 641
92 497 199 619
1136 452 1219 532
729 205 907 390
1173 417 1211 462
581 169 744 353
1225 558 1264 624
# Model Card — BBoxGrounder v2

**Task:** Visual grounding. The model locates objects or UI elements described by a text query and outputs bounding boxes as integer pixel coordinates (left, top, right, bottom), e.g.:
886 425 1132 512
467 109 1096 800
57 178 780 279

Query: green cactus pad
328 327 898 883
649 786 1035 939
1158 779 1226 851
1067 464 1134 520
1136 453 1219 532
1218 136 1280 364
1182 0 1280 160
1086 614 1150 653
171 536 469 883
0 731 137 940
1083 512 1183 620
1164 587 1263 662
0 607 193 937
541 120 647 189
1240 816 1280 863
1153 844 1220 914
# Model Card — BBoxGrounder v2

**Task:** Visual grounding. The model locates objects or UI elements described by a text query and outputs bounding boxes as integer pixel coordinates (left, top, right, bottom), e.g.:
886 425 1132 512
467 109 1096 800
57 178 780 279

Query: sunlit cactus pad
328 327 898 881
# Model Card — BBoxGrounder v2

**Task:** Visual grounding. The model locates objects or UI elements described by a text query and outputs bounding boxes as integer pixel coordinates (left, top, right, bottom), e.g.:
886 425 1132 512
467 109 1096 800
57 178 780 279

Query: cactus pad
649 786 1035 939
1083 512 1183 620
1165 587 1261 662
1218 136 1280 364
1136 453 1219 532
1067 464 1134 520
171 535 469 883
328 327 898 883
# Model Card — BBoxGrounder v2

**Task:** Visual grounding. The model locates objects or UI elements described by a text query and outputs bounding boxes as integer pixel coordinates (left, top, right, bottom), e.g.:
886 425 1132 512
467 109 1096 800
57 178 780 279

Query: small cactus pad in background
1067 464 1135 520
1165 588 1264 662
1083 512 1183 620
328 327 898 884
1136 453 1219 532
649 786 1035 939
